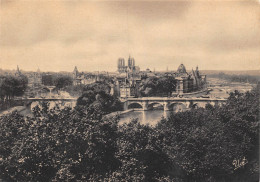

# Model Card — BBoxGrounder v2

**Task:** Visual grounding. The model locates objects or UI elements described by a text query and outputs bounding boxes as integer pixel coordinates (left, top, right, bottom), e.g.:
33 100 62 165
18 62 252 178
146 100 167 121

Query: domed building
177 64 187 74
174 64 207 95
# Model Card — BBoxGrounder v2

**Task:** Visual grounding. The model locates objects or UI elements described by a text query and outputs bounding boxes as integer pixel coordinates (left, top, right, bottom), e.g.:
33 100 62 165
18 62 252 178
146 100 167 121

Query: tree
0 104 120 181
0 75 28 100
0 75 28 110
53 75 73 90
156 87 259 181
83 81 111 94
42 74 54 86
1 84 258 181
157 76 176 96
76 82 123 119
64 84 85 97
139 76 176 97
109 119 181 181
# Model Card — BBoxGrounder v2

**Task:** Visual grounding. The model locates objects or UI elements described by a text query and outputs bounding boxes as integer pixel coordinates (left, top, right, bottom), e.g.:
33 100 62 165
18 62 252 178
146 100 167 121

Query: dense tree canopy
0 85 259 181
139 76 176 97
63 84 85 97
63 80 113 98
53 75 73 90
156 86 259 181
0 104 119 181
0 75 28 101
0 75 28 110
76 82 122 119
42 74 54 86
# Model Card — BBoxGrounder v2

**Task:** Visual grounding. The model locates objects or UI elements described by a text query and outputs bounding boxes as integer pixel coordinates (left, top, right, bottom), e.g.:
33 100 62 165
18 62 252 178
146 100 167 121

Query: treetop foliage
0 74 28 100
139 76 176 97
0 85 259 181
0 74 28 110
76 82 123 119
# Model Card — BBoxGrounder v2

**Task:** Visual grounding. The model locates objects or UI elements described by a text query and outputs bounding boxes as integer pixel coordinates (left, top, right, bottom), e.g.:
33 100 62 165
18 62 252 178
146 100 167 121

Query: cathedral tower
118 58 126 73
73 66 79 79
128 56 135 68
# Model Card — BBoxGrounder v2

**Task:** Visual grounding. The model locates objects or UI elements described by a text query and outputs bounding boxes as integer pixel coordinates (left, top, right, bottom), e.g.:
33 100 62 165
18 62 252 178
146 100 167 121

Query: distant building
72 66 103 86
15 65 22 77
141 68 156 77
174 64 207 95
115 56 142 97
117 58 126 73
42 74 53 86
115 59 207 98
26 68 42 88
15 66 42 87
117 56 140 74
72 66 81 85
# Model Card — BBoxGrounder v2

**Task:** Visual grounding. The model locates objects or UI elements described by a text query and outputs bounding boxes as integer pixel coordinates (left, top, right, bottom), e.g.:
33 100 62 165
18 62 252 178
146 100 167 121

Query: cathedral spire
15 65 21 76
37 66 41 73
73 66 79 79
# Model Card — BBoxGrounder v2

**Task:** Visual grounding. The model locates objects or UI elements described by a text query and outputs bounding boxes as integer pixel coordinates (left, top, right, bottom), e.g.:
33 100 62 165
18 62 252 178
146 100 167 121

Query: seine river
119 110 175 126
15 106 173 126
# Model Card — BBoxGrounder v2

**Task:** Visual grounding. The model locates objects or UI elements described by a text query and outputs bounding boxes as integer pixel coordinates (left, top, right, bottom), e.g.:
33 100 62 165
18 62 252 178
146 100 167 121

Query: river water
119 110 175 126
11 106 173 126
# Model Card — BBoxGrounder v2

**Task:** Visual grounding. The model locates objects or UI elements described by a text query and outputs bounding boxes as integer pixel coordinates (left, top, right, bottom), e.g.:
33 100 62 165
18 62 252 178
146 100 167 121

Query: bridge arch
190 103 199 109
127 102 143 109
147 102 164 110
168 103 186 112
192 102 207 108
42 87 50 92
29 100 77 111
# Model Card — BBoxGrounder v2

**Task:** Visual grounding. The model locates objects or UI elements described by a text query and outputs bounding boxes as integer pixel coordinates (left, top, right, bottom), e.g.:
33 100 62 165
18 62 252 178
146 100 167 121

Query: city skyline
0 0 260 72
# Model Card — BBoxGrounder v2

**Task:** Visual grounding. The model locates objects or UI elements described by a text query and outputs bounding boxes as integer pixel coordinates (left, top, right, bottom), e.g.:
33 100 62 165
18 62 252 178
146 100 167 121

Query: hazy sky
0 0 259 72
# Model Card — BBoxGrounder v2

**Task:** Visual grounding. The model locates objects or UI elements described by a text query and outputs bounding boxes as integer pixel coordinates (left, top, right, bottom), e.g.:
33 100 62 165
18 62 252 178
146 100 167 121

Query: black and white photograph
0 0 259 181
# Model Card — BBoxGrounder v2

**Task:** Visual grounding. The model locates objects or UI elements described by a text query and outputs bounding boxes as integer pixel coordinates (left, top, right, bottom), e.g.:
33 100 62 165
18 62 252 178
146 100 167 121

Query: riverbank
0 106 27 117
103 109 140 119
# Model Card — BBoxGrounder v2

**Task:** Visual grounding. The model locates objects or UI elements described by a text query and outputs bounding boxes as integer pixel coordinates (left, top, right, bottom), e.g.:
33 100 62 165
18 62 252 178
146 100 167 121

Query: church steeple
15 65 21 76
73 66 79 78
37 67 41 73
73 66 78 72
128 55 135 68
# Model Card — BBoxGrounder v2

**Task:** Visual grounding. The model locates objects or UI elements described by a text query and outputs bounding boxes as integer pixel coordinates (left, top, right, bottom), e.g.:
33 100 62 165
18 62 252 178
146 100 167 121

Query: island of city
1 58 253 123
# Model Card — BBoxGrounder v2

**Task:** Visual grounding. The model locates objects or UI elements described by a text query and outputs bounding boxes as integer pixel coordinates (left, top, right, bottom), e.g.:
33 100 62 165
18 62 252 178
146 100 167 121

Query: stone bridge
122 97 227 111
15 98 77 110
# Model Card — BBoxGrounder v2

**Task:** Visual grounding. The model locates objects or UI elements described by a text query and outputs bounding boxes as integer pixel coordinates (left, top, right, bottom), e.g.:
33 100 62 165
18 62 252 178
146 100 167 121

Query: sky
0 0 259 72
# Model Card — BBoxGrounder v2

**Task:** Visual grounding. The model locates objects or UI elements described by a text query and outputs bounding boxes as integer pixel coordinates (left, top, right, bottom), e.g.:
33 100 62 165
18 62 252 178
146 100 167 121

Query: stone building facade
117 56 140 74
115 62 207 98
72 66 101 86
174 64 207 95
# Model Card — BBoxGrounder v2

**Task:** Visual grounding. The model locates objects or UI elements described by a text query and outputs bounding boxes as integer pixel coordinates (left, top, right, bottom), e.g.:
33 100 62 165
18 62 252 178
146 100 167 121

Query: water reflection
119 110 175 126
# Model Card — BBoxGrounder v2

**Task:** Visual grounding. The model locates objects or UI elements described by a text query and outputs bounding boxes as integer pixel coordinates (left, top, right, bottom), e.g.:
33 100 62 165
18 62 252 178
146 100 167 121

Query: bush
0 105 119 181
156 87 259 181
0 86 258 181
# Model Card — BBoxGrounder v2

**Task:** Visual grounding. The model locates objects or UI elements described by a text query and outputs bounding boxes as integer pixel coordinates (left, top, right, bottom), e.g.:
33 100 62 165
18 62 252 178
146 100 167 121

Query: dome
177 64 187 74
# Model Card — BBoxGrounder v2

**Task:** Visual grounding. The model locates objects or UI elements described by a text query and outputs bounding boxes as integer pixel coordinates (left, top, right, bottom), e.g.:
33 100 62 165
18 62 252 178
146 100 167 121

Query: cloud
0 0 259 71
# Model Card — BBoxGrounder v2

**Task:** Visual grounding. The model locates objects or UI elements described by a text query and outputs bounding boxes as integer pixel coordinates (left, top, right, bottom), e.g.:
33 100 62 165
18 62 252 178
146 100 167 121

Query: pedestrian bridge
122 97 227 111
